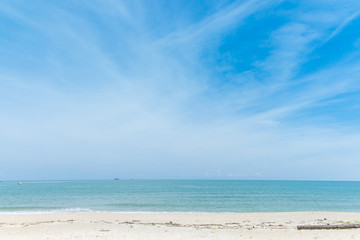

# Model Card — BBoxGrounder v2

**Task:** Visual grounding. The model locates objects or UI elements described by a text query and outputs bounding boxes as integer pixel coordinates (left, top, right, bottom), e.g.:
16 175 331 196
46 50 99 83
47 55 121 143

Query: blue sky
1 0 360 180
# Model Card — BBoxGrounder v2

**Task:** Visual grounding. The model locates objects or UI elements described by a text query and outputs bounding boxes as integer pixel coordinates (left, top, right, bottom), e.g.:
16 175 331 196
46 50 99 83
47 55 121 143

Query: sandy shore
0 212 360 239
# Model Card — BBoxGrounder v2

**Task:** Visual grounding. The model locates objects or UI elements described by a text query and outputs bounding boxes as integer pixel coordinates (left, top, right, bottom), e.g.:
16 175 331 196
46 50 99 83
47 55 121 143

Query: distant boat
115 178 119 180
18 182 22 185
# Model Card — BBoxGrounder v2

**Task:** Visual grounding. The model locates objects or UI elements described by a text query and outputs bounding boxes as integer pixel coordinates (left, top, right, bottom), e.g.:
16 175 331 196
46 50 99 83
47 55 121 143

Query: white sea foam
0 208 94 215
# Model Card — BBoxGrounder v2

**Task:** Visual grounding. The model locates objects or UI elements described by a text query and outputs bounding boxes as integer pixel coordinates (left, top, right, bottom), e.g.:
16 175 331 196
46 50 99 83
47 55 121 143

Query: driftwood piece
297 224 360 230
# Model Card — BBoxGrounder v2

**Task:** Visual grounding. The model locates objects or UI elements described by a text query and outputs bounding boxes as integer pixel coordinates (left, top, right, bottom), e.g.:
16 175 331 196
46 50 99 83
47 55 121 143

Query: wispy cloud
157 0 280 44
1 0 360 180
326 11 360 42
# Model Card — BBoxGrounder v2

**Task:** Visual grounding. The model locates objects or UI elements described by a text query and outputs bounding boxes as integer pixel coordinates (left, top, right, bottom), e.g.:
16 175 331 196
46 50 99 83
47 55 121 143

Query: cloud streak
326 11 360 42
1 0 360 180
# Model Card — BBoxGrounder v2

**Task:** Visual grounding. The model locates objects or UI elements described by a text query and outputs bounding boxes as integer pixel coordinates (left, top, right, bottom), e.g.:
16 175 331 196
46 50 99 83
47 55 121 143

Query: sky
1 0 360 180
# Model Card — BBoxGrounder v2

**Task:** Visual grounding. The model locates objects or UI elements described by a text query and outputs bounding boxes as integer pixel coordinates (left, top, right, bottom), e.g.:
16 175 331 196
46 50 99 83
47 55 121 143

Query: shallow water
0 180 359 213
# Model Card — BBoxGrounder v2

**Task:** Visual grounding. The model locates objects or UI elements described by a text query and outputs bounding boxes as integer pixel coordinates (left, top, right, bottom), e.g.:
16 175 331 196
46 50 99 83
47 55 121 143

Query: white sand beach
0 212 359 240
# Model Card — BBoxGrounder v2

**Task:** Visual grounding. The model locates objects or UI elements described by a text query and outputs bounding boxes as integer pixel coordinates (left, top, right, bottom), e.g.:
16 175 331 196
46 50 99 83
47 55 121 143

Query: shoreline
1 210 360 216
1 212 360 239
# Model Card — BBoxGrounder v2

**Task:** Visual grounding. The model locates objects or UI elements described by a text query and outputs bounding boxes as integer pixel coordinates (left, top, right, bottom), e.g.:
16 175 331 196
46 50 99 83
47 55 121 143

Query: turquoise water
0 180 360 213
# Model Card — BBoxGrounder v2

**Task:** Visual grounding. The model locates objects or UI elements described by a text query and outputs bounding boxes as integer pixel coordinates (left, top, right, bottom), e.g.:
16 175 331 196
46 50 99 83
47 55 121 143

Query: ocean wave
0 208 94 215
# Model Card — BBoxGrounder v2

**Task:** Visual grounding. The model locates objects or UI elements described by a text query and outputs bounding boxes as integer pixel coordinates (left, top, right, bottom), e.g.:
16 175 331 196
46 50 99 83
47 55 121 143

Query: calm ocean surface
0 180 359 214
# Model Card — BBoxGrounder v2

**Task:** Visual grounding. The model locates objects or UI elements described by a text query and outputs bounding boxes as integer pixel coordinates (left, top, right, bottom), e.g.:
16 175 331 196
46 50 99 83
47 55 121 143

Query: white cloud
1 0 360 180
325 11 360 42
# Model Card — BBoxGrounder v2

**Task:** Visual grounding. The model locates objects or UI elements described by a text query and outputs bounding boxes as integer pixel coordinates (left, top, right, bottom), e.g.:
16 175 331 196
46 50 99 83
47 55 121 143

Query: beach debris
297 224 360 230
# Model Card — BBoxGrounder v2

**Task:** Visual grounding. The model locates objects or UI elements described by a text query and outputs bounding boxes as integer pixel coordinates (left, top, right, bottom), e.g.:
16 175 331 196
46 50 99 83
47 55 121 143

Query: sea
0 180 359 214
